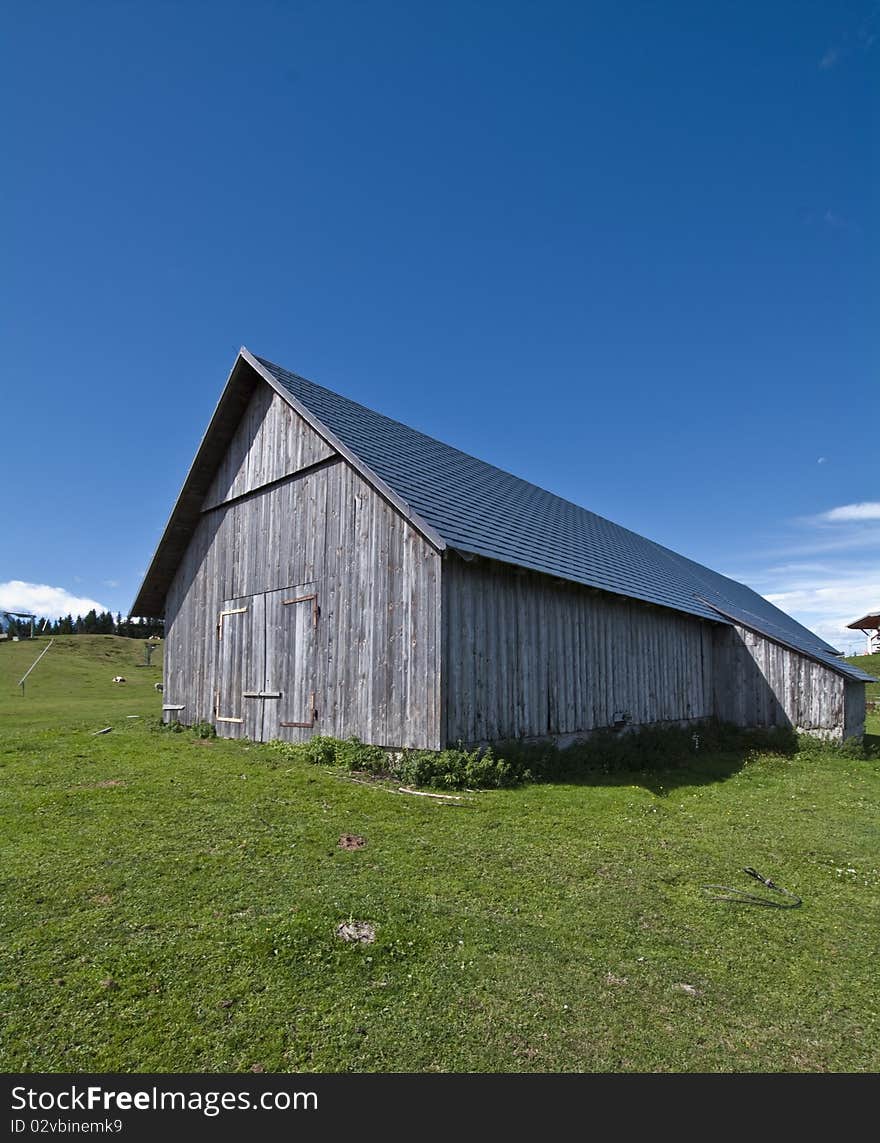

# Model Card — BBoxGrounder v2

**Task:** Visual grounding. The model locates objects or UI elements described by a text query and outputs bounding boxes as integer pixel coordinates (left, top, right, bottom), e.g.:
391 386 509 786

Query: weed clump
152 717 185 734
796 731 878 760
267 720 801 790
267 735 515 788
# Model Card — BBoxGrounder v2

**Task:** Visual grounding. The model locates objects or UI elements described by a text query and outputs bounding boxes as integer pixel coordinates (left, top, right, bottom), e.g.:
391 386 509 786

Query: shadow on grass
487 722 802 795
555 751 760 795
541 727 880 795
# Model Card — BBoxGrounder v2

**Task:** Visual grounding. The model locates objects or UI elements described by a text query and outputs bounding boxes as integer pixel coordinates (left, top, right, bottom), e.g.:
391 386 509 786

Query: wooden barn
132 348 873 748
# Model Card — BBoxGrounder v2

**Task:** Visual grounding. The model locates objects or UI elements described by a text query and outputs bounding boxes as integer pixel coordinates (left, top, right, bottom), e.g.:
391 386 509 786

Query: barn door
215 585 319 740
216 596 265 738
263 584 319 738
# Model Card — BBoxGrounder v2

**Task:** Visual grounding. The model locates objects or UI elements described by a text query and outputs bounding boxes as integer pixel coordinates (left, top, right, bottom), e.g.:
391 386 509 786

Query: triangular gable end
241 350 446 553
131 349 445 618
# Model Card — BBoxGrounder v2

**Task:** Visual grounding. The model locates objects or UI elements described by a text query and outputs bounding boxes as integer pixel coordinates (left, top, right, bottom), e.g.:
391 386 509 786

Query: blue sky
1 0 877 651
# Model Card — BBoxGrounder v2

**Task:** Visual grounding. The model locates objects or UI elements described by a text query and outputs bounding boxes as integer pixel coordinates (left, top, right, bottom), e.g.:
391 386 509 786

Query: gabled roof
132 349 874 684
847 612 880 632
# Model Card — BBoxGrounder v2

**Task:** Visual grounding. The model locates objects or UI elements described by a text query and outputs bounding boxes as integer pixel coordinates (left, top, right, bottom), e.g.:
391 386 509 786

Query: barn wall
844 680 866 741
163 389 442 749
442 554 715 745
202 385 335 510
712 624 854 739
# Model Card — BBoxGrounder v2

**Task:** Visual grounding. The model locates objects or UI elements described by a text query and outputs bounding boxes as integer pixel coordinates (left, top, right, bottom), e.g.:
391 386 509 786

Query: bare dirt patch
338 834 366 850
336 920 376 943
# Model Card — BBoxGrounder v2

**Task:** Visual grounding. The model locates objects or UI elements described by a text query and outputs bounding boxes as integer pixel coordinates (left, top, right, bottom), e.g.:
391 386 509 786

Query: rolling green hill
0 635 164 730
845 652 880 707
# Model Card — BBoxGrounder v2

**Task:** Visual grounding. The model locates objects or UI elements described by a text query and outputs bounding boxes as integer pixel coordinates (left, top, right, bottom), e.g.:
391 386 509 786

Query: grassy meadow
849 651 880 707
1 635 878 1073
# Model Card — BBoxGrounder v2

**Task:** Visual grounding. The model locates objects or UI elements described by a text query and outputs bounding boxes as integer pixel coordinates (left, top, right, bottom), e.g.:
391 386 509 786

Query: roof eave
698 598 874 682
846 613 880 631
130 352 260 617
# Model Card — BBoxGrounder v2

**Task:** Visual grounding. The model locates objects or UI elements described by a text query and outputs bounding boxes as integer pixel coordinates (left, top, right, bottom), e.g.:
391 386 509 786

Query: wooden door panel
216 603 248 727
263 584 319 736
240 594 266 740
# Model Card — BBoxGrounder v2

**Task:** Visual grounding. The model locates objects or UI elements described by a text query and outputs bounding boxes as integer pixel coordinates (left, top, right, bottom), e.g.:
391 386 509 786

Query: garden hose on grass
702 867 802 909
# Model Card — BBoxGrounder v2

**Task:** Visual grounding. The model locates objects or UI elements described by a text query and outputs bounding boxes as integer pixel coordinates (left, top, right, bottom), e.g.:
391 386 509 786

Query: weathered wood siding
712 624 855 739
844 680 866 741
442 554 715 744
163 384 442 749
202 385 334 510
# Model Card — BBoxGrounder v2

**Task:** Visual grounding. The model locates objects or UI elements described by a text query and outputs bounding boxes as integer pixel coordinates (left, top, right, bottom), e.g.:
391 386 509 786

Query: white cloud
0 581 110 619
775 501 880 559
761 528 880 559
764 562 841 576
718 499 880 654
818 502 880 523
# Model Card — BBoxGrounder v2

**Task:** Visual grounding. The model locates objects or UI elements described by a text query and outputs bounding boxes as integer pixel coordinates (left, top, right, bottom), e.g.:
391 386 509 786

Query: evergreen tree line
5 612 164 639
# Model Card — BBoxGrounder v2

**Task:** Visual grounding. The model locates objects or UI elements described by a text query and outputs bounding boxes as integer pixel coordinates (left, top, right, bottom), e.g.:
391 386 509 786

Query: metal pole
18 639 54 696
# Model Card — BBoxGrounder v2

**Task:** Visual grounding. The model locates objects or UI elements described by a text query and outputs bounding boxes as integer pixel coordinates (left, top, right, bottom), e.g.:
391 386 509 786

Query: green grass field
1 636 878 1072
847 652 880 707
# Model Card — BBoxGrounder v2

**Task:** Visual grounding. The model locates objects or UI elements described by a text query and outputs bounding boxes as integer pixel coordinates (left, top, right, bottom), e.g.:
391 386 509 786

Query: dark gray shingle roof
258 356 874 685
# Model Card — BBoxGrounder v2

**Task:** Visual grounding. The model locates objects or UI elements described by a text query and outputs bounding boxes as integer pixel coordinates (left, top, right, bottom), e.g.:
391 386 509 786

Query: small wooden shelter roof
847 612 880 632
